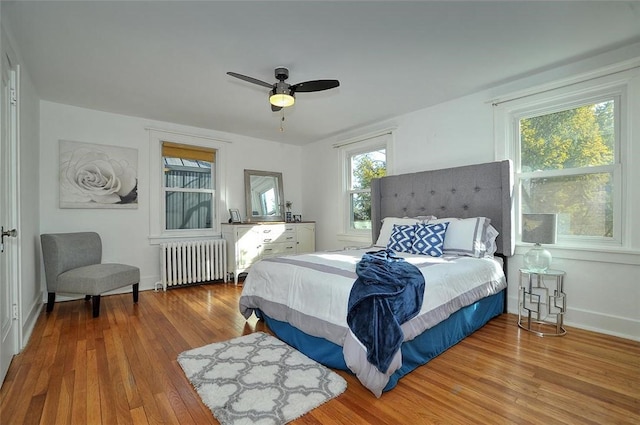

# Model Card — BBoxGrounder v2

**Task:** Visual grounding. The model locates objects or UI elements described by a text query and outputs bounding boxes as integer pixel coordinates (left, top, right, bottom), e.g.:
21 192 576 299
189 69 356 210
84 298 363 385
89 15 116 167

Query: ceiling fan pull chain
280 110 285 132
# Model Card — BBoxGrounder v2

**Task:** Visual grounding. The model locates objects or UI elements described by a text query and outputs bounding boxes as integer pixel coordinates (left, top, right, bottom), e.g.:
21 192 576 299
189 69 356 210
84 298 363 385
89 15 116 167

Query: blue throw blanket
347 249 425 374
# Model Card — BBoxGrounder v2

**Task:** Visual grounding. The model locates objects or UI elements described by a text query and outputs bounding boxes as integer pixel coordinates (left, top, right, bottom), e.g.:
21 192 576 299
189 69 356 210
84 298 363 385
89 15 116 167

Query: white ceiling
3 1 640 145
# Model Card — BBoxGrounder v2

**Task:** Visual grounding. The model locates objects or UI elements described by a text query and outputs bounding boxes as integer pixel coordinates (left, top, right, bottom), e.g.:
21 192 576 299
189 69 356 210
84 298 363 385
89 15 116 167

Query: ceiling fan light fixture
269 88 295 108
228 67 338 111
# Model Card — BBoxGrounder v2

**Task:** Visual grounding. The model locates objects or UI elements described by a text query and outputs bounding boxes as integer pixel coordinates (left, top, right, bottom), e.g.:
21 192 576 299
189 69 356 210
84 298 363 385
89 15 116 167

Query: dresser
222 222 315 283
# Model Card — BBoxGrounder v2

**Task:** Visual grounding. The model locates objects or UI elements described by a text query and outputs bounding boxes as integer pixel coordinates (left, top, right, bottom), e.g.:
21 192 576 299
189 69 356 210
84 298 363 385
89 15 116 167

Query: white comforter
239 248 506 396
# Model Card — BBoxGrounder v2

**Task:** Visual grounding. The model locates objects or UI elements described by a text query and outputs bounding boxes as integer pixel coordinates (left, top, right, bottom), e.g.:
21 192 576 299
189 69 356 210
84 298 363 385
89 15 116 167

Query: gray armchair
41 232 140 318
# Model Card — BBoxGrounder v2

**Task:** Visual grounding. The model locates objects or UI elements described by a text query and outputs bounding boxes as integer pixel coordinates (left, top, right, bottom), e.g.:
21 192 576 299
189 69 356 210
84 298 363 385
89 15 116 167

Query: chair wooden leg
46 292 55 313
133 283 139 303
92 295 101 318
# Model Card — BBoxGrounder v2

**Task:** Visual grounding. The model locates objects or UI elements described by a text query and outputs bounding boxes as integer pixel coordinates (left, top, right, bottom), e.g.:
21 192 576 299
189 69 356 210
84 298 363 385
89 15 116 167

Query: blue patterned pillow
411 222 449 257
386 224 415 253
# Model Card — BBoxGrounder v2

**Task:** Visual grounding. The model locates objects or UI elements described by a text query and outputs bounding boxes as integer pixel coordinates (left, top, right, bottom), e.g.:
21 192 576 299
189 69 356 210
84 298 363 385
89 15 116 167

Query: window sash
512 95 622 246
163 170 215 230
347 190 373 230
349 148 386 190
165 191 214 230
345 155 385 232
162 145 215 231
518 169 618 239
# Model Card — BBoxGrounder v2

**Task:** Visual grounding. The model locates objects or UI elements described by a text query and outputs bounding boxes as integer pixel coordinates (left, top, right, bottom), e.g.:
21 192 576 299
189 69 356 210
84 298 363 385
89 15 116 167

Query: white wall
302 45 640 340
39 102 303 294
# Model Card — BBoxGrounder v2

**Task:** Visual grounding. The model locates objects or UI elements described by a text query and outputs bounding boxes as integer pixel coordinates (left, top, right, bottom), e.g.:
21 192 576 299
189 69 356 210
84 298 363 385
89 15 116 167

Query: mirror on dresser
244 169 285 222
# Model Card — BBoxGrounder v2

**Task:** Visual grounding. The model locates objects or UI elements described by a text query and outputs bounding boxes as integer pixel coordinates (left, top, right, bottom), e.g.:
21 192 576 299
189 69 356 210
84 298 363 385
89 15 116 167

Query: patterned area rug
178 332 347 425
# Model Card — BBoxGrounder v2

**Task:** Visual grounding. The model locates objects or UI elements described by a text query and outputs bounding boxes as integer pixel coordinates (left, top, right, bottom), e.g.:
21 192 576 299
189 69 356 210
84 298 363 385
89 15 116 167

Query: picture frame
293 214 302 223
229 208 242 223
59 140 138 209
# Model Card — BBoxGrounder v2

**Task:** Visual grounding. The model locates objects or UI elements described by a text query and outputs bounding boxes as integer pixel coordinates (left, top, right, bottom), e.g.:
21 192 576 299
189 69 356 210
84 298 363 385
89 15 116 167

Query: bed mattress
239 248 506 396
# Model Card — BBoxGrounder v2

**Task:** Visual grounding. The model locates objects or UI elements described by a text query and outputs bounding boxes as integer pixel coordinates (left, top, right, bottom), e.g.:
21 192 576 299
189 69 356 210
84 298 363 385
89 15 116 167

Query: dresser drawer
256 225 296 244
262 242 296 257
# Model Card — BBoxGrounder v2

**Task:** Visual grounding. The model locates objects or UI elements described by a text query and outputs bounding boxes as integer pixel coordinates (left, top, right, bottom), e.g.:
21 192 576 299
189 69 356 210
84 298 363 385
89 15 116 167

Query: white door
0 53 19 384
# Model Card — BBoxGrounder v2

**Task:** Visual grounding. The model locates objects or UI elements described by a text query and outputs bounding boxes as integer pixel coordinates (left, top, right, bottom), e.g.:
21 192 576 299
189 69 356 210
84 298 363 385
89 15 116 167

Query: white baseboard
507 294 638 341
564 308 639 342
20 295 43 350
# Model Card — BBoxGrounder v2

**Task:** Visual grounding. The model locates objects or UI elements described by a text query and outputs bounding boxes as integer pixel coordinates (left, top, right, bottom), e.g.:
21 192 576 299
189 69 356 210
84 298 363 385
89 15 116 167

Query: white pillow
427 217 493 257
374 217 424 247
483 224 500 257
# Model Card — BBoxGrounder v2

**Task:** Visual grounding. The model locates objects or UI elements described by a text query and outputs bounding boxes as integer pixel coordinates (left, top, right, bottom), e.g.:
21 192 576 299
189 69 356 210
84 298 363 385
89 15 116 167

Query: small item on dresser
285 200 293 222
229 208 241 223
293 214 302 222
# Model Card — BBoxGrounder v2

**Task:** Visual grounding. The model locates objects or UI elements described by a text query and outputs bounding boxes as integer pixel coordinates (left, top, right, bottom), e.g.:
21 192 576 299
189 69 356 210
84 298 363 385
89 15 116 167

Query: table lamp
522 213 557 272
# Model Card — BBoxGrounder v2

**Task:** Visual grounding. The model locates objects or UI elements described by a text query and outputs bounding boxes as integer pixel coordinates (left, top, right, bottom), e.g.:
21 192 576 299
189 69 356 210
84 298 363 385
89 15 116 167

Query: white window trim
494 68 638 253
148 129 228 244
336 129 394 242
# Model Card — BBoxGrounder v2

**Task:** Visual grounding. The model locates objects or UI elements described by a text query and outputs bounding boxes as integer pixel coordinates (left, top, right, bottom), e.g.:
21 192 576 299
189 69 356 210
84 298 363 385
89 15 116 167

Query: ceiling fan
227 67 340 112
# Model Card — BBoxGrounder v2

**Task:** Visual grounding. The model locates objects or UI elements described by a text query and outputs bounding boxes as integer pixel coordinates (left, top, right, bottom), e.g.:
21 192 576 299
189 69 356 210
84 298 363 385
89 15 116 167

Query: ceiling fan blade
291 79 340 93
227 72 274 88
271 104 282 112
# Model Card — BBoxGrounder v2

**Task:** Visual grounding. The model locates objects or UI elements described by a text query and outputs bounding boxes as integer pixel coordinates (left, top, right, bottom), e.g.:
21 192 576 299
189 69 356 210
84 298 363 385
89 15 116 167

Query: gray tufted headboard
371 160 514 257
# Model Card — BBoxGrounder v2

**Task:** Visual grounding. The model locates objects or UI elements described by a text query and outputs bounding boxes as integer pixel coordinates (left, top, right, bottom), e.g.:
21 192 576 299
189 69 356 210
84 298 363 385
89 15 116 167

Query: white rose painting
59 140 138 209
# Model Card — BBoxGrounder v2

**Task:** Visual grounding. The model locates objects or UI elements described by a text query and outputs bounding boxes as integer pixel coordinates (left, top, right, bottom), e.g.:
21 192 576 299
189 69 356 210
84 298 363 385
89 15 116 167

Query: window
495 74 630 248
339 132 392 237
347 148 386 230
518 100 617 241
162 142 215 231
148 129 227 242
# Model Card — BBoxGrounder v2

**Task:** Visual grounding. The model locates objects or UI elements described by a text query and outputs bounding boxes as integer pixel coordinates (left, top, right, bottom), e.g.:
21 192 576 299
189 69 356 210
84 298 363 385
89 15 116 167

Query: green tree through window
519 100 615 237
349 149 386 230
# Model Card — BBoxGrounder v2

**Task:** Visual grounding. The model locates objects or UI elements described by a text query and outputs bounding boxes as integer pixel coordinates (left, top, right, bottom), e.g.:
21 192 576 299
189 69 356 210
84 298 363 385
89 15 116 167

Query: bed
239 160 514 396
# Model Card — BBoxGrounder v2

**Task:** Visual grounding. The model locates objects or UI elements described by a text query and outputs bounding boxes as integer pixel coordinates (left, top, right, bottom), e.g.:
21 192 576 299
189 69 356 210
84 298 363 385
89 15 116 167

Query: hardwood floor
1 282 638 424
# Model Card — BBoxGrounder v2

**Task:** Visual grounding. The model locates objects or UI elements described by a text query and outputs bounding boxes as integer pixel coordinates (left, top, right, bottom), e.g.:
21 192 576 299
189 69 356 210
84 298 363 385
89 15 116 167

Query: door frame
0 53 22 384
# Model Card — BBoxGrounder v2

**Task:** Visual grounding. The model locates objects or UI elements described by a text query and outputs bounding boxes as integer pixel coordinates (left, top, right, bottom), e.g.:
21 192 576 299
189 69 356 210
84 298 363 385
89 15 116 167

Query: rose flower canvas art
59 140 138 208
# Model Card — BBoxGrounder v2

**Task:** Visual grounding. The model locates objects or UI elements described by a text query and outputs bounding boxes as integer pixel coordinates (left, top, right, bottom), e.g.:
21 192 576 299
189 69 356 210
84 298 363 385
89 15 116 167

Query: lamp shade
522 213 557 272
269 92 295 107
269 83 295 108
522 213 557 245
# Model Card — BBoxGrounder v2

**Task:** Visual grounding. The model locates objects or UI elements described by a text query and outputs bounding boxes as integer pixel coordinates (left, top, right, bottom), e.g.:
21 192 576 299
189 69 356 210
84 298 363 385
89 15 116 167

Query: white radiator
159 239 227 290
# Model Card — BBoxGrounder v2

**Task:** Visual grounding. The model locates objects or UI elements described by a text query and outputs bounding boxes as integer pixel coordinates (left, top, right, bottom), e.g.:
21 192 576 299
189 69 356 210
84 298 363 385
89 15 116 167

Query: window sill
515 244 640 266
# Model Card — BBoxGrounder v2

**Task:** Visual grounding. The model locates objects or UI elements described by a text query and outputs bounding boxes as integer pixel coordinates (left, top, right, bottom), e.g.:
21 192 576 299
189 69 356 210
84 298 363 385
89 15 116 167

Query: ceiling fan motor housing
274 67 290 81
273 81 291 94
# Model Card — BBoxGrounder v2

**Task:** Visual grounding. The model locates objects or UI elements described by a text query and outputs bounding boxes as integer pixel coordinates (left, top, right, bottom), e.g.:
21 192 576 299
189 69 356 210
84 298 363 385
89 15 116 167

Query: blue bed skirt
258 289 505 392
